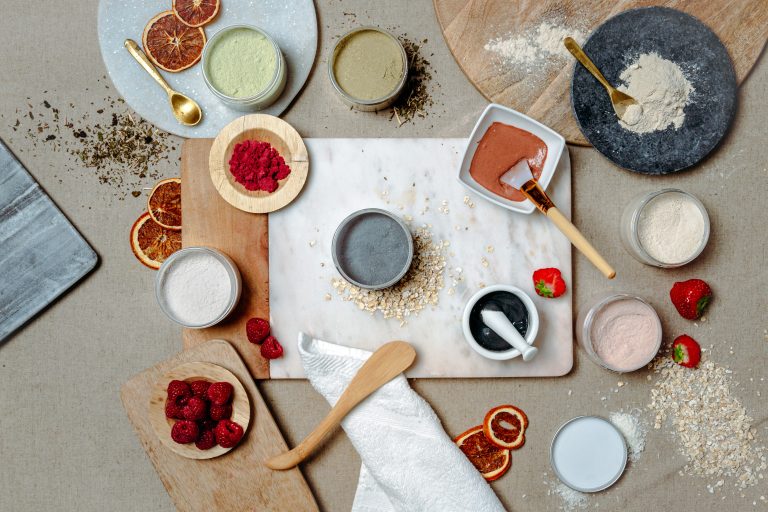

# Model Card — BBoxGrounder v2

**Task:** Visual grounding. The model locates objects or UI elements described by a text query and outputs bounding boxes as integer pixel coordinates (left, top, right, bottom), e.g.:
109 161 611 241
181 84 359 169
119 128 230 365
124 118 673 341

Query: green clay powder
333 30 404 101
206 28 277 98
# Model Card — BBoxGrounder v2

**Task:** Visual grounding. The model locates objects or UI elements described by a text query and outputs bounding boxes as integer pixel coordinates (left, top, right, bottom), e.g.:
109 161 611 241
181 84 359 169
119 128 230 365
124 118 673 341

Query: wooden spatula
265 341 417 470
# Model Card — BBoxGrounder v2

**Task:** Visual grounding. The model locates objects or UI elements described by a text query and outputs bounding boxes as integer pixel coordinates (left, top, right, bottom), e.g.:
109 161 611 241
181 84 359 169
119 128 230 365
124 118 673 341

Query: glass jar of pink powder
576 293 662 372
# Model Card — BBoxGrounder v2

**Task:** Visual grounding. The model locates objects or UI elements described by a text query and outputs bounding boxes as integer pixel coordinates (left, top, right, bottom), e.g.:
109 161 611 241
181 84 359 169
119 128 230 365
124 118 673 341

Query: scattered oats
600 396 607 401
323 293 332 301
568 389 572 396
403 214 413 222
463 195 475 208
330 226 447 324
486 245 494 253
481 257 489 268
617 381 625 387
309 240 316 247
648 355 767 488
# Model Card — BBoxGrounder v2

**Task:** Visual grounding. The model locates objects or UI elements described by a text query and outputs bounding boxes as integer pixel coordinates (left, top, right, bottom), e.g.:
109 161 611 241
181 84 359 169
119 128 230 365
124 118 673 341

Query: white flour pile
484 21 587 73
160 252 232 325
649 355 767 489
617 53 694 133
637 191 706 264
609 411 647 463
550 482 588 511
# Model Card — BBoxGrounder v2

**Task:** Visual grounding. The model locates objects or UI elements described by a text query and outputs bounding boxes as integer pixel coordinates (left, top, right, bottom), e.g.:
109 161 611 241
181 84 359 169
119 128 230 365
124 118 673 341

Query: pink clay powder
590 298 660 371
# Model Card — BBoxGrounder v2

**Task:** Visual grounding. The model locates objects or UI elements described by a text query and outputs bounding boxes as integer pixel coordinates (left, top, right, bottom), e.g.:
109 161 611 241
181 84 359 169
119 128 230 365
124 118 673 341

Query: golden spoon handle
564 37 613 93
124 39 172 95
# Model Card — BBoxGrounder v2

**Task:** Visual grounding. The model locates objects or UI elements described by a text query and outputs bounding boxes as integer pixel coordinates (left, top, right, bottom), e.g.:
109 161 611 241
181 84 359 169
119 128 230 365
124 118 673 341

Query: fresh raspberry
171 420 199 444
195 429 217 450
210 403 232 421
246 318 270 344
189 380 211 399
167 380 192 403
182 396 208 421
165 400 184 420
260 336 283 360
214 419 244 448
206 382 234 405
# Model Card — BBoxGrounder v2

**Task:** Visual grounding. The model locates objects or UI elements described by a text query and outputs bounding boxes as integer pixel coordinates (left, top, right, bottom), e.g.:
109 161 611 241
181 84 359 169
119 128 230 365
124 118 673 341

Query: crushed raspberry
167 380 192 403
195 429 217 450
210 403 232 421
246 318 270 344
171 420 199 444
228 140 292 192
206 382 234 405
189 380 211 398
214 419 244 448
260 336 284 360
182 397 208 421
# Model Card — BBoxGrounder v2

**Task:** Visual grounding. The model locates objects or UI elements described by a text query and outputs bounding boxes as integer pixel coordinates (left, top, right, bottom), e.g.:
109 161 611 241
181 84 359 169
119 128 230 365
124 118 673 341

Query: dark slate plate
0 139 98 342
571 7 737 174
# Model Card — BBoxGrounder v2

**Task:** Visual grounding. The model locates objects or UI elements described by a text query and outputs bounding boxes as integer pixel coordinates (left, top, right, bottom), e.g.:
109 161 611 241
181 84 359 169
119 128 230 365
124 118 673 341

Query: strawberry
532 268 566 298
672 335 701 368
670 279 712 320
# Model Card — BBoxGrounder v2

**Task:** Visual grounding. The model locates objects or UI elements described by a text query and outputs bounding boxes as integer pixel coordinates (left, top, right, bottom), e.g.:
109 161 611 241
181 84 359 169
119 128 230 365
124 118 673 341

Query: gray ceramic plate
571 7 737 174
97 0 317 138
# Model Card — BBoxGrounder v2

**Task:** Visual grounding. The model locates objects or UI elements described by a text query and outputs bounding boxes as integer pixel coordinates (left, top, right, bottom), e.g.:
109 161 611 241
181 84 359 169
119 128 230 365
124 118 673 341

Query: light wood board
434 0 768 145
121 339 318 512
181 138 270 379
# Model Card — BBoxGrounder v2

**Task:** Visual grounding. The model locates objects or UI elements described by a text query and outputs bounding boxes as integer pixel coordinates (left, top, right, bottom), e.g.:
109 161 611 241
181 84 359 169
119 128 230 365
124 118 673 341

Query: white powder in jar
637 191 706 264
160 251 233 326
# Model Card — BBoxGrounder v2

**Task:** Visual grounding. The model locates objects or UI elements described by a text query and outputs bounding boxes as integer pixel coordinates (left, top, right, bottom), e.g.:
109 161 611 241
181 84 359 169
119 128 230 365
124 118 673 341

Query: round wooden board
210 114 309 213
148 361 251 460
434 0 768 146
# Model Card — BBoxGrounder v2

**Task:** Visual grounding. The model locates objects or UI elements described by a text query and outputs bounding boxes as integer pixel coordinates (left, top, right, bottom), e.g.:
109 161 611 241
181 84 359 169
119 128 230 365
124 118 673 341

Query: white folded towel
298 333 506 512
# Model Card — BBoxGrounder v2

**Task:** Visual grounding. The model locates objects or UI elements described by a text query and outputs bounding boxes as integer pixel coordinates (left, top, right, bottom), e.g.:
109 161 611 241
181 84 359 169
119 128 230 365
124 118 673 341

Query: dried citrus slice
148 178 182 230
454 425 511 481
483 405 528 450
130 212 182 270
142 11 206 72
172 0 220 28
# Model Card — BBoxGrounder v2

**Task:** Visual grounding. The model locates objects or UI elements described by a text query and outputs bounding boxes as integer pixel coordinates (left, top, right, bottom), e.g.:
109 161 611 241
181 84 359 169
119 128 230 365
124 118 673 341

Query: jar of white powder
155 247 242 328
620 189 709 267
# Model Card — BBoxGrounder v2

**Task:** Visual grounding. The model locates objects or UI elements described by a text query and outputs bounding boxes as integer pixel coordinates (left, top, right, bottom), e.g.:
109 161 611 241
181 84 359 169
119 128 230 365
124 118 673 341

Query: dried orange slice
142 11 206 72
130 212 182 270
454 425 511 481
148 178 182 230
173 0 220 28
483 405 528 450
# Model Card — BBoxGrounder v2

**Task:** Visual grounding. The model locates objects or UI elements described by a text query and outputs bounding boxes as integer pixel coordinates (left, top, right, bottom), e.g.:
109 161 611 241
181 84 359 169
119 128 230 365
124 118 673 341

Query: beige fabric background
0 1 765 511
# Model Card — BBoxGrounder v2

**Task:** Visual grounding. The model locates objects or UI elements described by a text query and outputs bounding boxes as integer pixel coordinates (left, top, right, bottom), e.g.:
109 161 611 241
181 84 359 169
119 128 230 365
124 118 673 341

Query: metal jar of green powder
329 27 408 111
202 25 287 111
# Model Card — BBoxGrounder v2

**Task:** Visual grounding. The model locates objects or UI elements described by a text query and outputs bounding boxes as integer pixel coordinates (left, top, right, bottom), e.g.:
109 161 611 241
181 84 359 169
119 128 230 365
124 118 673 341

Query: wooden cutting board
434 0 768 145
120 339 318 511
181 139 270 379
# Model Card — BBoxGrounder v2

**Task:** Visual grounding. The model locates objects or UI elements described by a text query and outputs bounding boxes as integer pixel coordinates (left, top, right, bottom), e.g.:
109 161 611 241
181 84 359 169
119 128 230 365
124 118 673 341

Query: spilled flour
609 411 647 463
484 21 587 74
617 53 694 134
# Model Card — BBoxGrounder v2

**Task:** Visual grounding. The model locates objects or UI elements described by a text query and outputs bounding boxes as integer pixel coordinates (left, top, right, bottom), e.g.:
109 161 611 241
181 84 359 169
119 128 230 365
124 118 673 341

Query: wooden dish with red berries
148 361 251 460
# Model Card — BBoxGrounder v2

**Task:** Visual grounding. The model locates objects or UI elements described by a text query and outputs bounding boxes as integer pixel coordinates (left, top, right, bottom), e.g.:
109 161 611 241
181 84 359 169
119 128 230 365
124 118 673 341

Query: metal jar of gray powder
619 189 710 267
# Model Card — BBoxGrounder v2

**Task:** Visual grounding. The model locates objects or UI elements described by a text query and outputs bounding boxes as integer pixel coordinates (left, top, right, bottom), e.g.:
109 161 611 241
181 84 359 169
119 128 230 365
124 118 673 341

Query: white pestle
480 303 539 362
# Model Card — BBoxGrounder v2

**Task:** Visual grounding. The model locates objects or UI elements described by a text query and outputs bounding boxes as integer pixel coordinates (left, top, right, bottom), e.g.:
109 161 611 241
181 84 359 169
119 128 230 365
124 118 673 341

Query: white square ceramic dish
458 103 566 215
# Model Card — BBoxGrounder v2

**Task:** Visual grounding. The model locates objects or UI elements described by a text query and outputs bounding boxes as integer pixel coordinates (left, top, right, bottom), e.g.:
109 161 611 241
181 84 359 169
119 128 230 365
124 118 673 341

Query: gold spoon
265 341 417 470
124 39 202 126
564 37 641 123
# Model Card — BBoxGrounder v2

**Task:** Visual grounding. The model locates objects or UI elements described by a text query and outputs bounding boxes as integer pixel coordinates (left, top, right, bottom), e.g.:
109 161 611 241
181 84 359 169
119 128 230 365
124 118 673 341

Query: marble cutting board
269 139 572 378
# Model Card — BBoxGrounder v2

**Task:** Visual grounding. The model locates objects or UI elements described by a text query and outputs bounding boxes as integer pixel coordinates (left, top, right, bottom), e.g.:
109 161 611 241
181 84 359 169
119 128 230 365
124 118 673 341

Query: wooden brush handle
546 207 616 279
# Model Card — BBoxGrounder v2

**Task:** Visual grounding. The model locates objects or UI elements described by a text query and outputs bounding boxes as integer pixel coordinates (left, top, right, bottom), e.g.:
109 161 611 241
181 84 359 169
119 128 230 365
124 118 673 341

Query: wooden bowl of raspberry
148 361 251 459
209 114 309 214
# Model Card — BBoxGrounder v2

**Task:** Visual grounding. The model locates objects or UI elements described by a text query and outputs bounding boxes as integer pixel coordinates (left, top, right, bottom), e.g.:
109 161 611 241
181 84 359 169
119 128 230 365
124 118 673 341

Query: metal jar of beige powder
620 188 710 268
